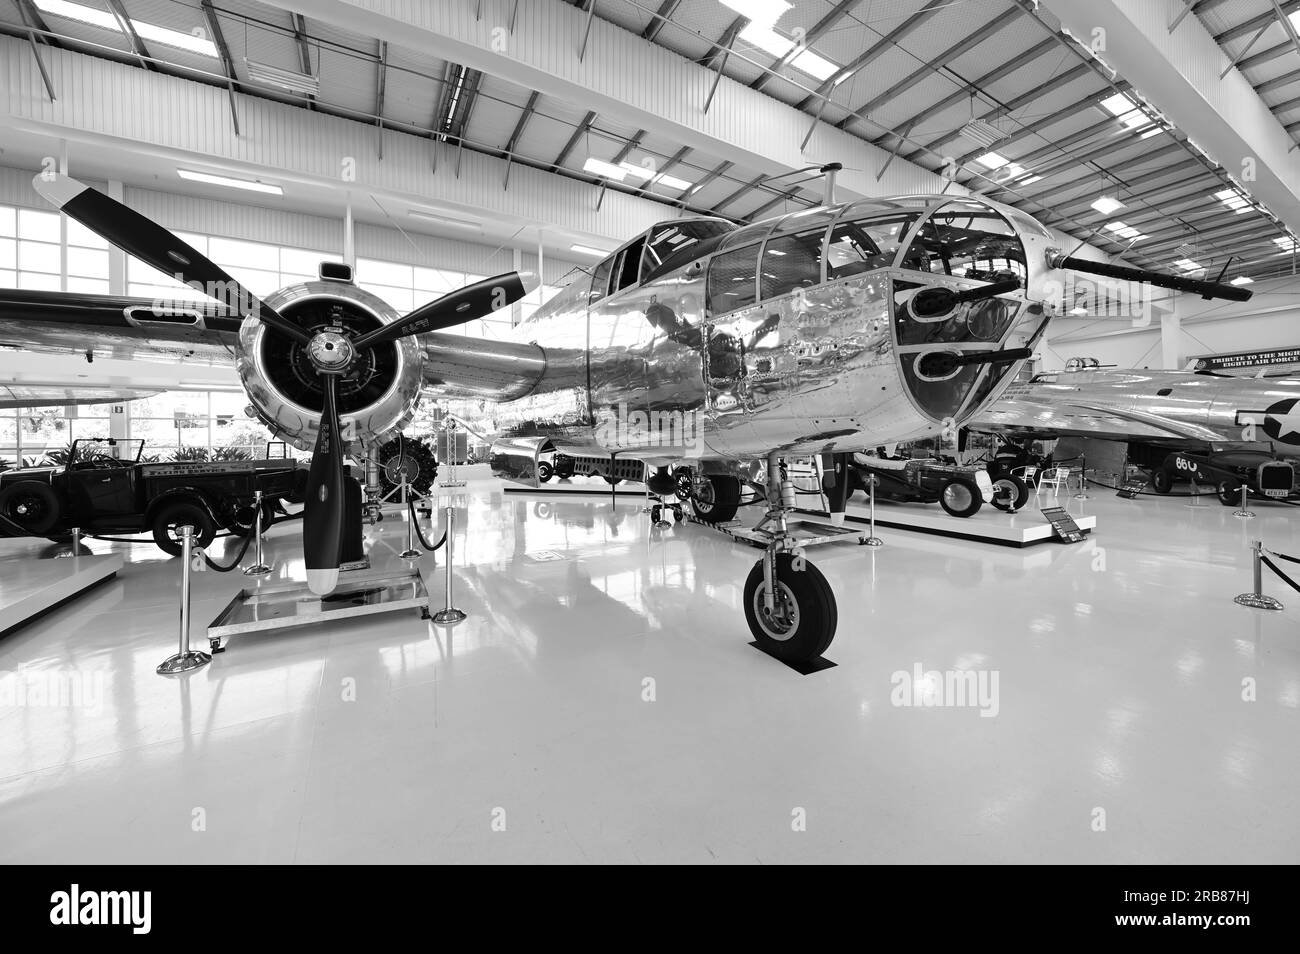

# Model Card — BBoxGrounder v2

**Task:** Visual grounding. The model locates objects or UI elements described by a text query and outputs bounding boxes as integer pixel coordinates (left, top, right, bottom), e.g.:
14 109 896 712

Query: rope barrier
1083 476 1220 498
1261 555 1300 595
1263 546 1300 566
201 530 254 572
408 497 447 552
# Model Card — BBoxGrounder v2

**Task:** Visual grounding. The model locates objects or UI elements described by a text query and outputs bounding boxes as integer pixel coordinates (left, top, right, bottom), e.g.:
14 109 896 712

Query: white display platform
502 477 650 497
799 495 1098 547
0 542 122 637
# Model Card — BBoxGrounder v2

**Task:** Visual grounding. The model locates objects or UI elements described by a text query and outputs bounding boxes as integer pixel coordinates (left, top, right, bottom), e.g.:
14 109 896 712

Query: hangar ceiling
1 0 1298 281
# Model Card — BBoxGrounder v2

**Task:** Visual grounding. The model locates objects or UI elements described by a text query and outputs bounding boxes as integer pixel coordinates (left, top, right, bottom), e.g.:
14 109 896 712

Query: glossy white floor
1 481 1297 864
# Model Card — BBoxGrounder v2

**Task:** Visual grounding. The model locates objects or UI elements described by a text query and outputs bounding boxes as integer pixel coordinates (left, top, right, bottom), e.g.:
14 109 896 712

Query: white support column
58 140 68 293
511 246 522 326
106 179 127 295
343 201 356 271
1160 308 1182 370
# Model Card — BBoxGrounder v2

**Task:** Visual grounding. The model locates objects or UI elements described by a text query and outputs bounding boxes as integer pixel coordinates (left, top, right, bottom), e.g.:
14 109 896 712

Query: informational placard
1116 478 1147 499
1039 506 1085 543
1188 348 1300 372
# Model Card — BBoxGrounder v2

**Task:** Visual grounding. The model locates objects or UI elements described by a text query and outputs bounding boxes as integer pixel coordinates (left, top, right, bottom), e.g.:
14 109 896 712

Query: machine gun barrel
1049 253 1252 302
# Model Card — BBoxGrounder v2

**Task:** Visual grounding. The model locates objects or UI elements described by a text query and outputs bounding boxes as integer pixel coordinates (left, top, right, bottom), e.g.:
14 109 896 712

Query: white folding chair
1012 464 1038 489
1036 466 1071 495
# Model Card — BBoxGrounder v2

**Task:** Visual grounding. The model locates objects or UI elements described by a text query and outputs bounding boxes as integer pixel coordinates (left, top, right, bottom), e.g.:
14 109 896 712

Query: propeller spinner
34 173 537 594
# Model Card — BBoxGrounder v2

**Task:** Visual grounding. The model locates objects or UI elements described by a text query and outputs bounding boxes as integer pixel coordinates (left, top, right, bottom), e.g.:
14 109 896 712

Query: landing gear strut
743 454 837 663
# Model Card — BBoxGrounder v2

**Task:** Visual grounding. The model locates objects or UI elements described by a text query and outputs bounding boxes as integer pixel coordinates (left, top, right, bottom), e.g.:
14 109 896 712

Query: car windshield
70 438 144 462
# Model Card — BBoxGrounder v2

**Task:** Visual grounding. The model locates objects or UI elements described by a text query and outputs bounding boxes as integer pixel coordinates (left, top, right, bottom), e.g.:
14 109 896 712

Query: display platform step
798 496 1097 547
503 478 650 498
0 543 123 637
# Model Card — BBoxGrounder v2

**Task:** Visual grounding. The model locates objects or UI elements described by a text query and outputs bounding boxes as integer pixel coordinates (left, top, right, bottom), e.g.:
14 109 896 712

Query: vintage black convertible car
0 438 307 555
1143 441 1297 505
844 454 1029 517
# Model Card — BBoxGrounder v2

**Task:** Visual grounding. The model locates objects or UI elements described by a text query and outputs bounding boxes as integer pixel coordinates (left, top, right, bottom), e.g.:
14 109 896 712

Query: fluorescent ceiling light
720 0 791 25
1291 11 1300 32
1274 235 1299 253
616 161 692 192
409 210 480 230
34 1 216 56
1091 195 1125 215
1020 175 1042 185
1140 128 1161 139
246 60 320 95
583 157 627 181
571 244 611 257
177 169 283 195
1099 92 1149 131
134 21 217 57
973 152 1009 169
1105 221 1146 241
738 22 838 80
33 0 120 32
959 119 1004 149
1215 188 1251 213
1173 258 1202 271
1229 276 1254 285
1069 306 1088 316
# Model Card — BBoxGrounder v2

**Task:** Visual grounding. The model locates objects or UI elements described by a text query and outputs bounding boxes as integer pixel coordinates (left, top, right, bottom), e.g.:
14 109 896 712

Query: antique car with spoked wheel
0 438 307 555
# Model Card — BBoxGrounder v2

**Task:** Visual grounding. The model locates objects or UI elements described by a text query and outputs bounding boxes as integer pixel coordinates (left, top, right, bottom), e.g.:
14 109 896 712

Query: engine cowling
235 280 424 451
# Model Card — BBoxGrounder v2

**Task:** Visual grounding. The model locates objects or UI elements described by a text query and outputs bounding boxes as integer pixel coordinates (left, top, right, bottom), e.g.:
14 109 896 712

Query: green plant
170 446 211 462
211 446 251 462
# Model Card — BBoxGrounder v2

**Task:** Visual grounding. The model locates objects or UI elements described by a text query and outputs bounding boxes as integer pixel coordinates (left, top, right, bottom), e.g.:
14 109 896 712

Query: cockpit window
825 214 918 281
612 237 645 293
899 207 1026 280
707 244 760 316
589 257 614 305
760 230 823 300
641 220 733 280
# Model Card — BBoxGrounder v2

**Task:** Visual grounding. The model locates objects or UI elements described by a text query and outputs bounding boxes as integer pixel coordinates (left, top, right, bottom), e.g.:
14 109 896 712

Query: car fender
144 487 221 526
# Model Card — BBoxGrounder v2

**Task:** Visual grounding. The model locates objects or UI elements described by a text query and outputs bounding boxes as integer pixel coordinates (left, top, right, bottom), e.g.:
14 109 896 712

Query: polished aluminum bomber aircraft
972 365 1300 455
0 173 1250 662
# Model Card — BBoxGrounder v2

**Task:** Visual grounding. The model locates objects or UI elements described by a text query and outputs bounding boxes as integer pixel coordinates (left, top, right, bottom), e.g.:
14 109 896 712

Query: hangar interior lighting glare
583 158 693 192
571 244 611 257
719 0 840 81
1215 188 1251 213
33 0 218 57
1173 258 1203 271
1091 195 1125 216
1273 236 1299 254
1229 276 1254 285
1105 221 1147 241
176 169 283 195
582 158 627 181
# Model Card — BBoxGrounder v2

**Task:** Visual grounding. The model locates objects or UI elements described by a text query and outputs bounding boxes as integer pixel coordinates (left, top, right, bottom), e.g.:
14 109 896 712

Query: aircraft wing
0 385 161 408
970 397 1225 443
0 289 241 365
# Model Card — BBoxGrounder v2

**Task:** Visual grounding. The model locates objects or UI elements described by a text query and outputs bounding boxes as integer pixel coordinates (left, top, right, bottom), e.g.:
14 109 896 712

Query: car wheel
1152 469 1172 493
1217 480 1242 507
939 478 983 518
554 456 574 479
990 474 1029 512
0 480 62 534
537 460 554 483
152 500 216 557
743 553 837 663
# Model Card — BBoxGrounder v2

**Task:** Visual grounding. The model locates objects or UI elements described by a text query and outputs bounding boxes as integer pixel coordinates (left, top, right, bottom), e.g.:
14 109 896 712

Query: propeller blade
352 271 538 351
303 375 346 595
31 173 311 345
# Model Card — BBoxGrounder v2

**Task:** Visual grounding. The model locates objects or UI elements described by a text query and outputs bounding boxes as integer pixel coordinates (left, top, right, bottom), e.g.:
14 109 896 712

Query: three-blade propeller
34 173 537 594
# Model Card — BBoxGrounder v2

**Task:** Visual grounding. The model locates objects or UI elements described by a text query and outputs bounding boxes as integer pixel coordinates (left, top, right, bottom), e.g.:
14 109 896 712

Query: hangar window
825 214 918 280
899 208 1026 279
759 230 824 300
707 244 760 315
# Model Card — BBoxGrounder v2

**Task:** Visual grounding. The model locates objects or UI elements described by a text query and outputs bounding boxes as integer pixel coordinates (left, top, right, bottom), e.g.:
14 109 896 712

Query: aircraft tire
1152 469 1173 494
690 475 740 523
990 474 1029 512
744 553 837 662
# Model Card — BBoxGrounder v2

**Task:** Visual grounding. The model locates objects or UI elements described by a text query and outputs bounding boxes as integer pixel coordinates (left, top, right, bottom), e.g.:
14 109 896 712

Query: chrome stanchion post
399 477 420 560
1235 540 1284 610
864 474 883 547
1073 455 1089 500
243 490 271 576
432 505 467 624
1234 483 1255 519
157 525 212 674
